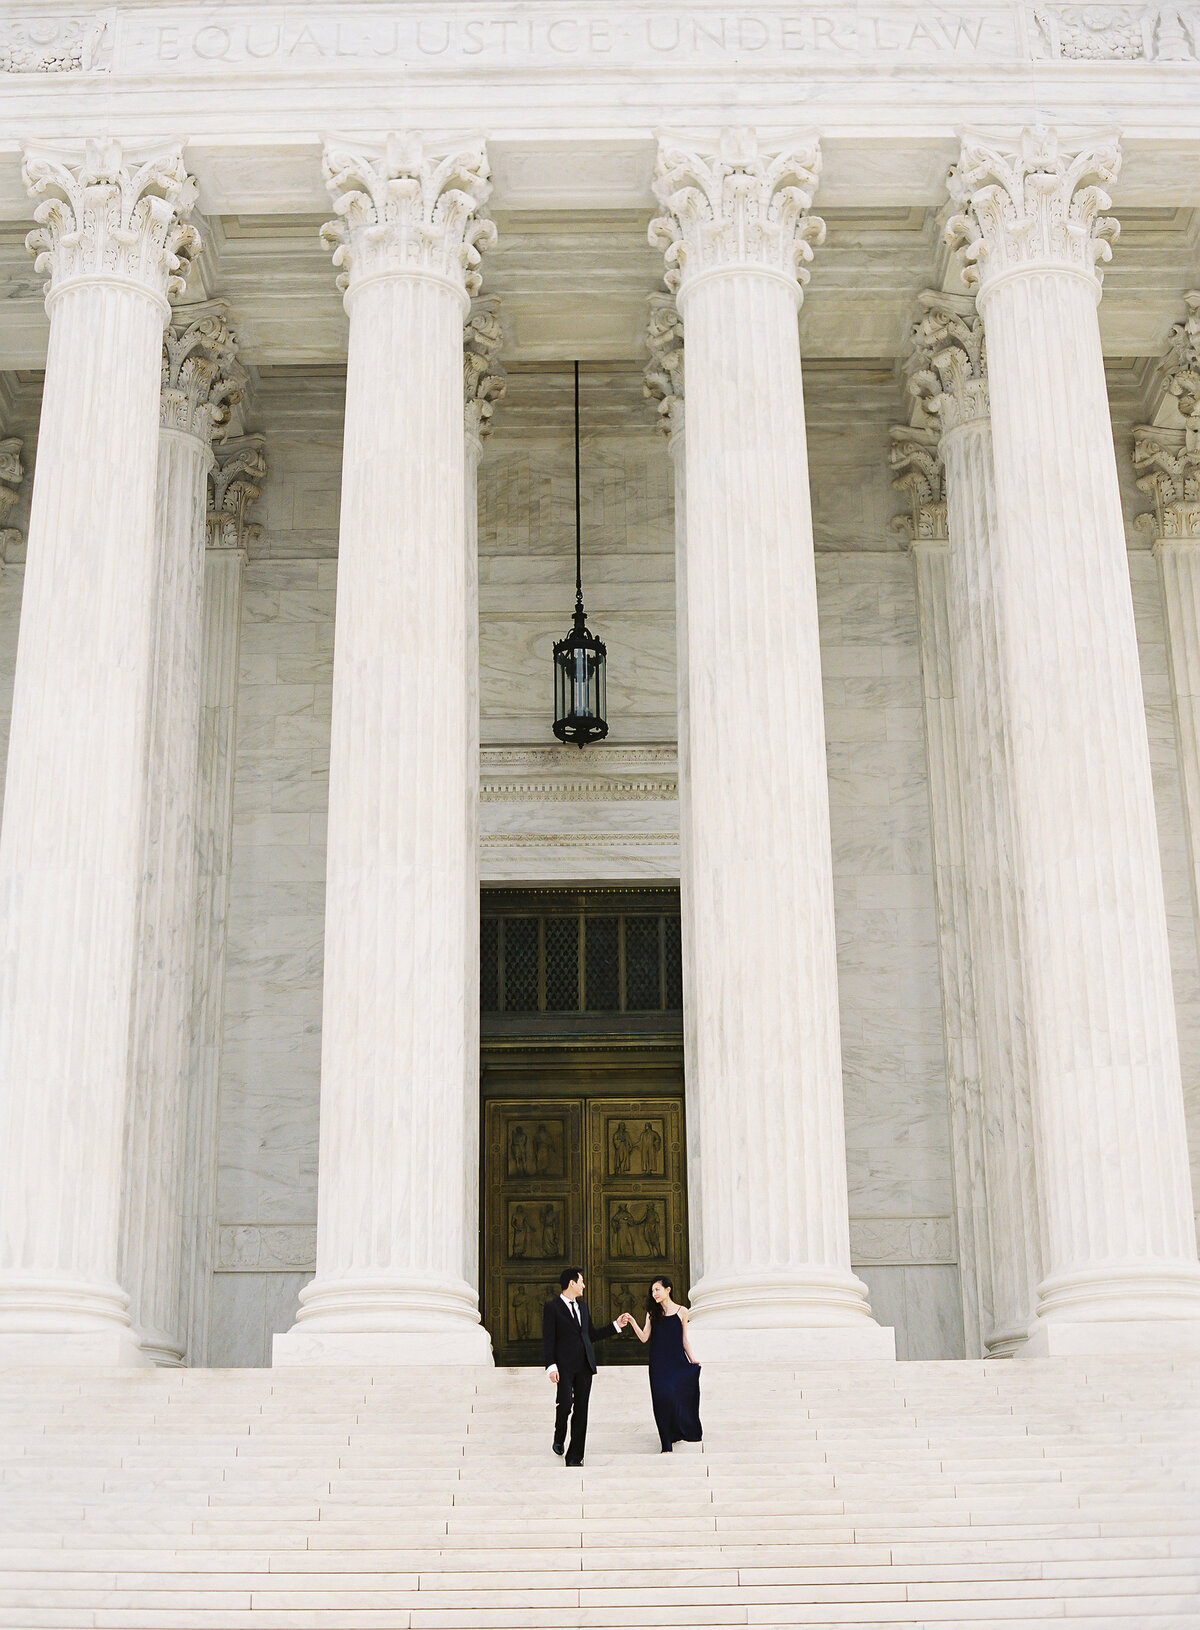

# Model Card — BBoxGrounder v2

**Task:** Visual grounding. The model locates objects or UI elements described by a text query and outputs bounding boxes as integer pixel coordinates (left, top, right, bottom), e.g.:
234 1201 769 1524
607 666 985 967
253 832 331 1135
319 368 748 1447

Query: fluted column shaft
950 130 1200 1349
940 413 1044 1353
121 307 242 1366
119 426 209 1364
276 135 495 1364
0 140 199 1362
651 130 891 1359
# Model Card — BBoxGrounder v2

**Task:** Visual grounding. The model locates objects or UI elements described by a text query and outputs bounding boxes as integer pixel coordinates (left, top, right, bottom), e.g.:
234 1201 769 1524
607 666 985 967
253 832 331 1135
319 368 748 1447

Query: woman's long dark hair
645 1276 673 1322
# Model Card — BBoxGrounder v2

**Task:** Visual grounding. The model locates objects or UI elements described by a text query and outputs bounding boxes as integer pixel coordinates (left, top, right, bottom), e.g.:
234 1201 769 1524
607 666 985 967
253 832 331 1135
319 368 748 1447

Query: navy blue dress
647 1312 703 1452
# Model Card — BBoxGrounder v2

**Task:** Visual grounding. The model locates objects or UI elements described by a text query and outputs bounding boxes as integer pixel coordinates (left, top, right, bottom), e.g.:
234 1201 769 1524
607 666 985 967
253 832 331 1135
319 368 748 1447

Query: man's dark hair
559 1267 583 1291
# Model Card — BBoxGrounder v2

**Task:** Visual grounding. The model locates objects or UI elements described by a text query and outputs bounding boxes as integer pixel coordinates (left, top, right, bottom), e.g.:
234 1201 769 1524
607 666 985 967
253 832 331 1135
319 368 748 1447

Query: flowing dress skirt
648 1313 703 1452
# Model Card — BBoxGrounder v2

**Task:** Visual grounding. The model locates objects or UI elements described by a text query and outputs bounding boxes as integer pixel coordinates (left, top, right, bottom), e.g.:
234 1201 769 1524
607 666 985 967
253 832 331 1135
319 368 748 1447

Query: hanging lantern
552 361 608 748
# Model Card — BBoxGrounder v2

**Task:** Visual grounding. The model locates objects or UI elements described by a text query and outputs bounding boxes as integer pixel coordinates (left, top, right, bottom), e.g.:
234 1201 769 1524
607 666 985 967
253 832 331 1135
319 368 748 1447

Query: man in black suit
543 1266 625 1466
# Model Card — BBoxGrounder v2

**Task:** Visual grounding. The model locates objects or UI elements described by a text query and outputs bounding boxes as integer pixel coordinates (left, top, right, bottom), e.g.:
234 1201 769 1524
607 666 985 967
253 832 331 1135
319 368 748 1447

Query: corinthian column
1135 295 1200 952
0 140 199 1363
948 128 1200 1352
650 130 892 1360
903 293 1044 1356
183 436 266 1365
276 134 496 1365
889 426 989 1358
120 304 244 1365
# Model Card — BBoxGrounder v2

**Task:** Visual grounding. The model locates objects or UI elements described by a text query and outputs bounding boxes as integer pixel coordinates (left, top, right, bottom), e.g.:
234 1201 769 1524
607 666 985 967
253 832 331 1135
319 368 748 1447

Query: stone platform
1 1358 1199 1627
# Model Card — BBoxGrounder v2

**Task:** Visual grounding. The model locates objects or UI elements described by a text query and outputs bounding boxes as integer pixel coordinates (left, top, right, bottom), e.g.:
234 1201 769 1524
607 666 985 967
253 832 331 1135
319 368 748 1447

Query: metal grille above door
481 888 682 1018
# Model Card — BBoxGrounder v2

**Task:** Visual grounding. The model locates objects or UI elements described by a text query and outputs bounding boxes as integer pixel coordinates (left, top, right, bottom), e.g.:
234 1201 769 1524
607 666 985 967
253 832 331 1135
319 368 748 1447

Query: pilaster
650 130 891 1360
948 129 1200 1352
276 133 496 1365
0 140 199 1364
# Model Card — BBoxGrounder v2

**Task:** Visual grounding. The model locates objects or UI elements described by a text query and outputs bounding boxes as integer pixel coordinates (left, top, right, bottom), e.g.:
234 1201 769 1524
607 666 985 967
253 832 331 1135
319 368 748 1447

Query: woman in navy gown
625 1277 703 1453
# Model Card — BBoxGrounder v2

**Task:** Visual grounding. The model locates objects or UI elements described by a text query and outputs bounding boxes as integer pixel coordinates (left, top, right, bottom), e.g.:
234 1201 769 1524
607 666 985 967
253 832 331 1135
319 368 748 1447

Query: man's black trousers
554 1367 593 1465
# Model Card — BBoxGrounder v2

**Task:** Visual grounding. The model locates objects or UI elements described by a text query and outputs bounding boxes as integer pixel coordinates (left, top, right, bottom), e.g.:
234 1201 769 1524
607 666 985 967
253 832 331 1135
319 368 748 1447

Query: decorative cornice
320 132 495 304
464 295 506 444
649 128 825 303
946 127 1121 298
1 12 113 74
643 293 684 446
0 433 23 563
161 302 245 443
904 289 989 435
889 427 948 546
207 434 266 553
23 138 199 305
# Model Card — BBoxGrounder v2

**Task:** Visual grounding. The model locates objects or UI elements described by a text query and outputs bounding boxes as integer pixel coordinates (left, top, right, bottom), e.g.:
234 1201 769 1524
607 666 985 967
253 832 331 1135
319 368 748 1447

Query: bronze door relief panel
483 1092 687 1365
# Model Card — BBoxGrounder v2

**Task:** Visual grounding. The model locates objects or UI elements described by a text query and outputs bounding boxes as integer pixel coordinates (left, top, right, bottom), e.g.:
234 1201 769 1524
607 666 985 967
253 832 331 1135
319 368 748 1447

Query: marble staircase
0 1358 1198 1628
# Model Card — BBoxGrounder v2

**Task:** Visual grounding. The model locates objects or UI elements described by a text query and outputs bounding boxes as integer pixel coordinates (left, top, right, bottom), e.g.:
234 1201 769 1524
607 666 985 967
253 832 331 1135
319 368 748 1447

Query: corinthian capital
23 138 200 306
1165 291 1200 429
161 302 245 443
207 435 266 553
649 129 825 301
904 290 989 434
463 297 506 444
643 293 684 444
889 427 948 545
946 127 1121 296
321 133 495 303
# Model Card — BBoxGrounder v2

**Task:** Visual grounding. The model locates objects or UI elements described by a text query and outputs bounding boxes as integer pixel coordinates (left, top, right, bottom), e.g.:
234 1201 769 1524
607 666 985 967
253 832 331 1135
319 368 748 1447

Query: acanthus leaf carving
945 126 1121 296
889 426 948 545
0 433 24 563
904 289 989 435
1031 4 1198 60
463 295 506 443
643 292 684 444
320 132 495 301
649 128 825 301
161 302 246 444
207 434 266 554
1134 292 1200 541
23 138 200 303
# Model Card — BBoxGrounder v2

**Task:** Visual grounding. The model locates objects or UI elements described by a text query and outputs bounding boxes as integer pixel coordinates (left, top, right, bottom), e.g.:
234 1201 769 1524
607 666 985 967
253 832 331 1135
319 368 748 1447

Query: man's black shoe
552 1441 565 1456
565 1459 583 1467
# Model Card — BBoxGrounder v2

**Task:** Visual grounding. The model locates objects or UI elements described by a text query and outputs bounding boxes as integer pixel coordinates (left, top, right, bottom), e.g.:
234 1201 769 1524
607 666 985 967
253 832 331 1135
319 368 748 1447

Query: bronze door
482 1094 687 1365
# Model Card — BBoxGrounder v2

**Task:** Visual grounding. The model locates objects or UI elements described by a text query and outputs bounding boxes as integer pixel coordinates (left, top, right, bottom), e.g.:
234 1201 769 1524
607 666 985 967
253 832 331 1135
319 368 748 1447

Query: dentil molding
480 744 678 802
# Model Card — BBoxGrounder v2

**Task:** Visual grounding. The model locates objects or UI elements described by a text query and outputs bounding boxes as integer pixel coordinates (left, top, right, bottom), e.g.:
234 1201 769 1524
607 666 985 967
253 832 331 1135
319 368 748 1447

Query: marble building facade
0 2 1198 1372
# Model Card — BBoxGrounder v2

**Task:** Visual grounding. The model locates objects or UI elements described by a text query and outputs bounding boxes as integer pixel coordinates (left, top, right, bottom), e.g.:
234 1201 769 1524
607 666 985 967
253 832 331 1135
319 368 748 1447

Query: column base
0 1328 150 1367
686 1269 896 1362
272 1273 495 1367
1020 1318 1200 1358
0 1278 149 1367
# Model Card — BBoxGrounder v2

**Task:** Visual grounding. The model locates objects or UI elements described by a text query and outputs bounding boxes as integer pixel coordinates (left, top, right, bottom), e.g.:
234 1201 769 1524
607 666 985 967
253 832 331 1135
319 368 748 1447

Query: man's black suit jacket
542 1295 617 1375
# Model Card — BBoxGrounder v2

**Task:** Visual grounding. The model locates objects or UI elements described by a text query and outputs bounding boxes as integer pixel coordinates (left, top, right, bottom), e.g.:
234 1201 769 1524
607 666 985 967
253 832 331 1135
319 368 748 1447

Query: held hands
616 1312 633 1330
